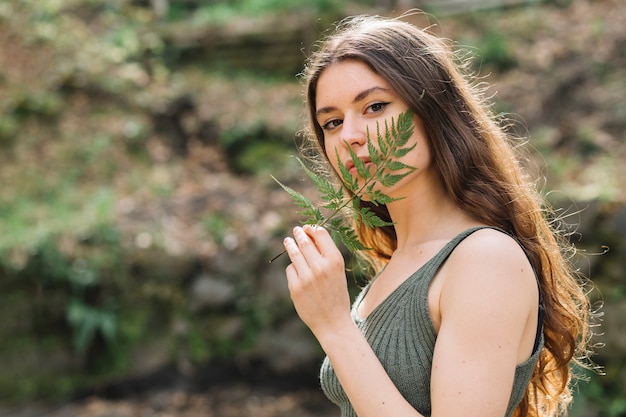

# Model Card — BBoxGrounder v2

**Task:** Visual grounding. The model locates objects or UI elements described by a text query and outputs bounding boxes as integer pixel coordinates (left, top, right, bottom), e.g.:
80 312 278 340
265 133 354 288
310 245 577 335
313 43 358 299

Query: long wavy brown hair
301 14 595 417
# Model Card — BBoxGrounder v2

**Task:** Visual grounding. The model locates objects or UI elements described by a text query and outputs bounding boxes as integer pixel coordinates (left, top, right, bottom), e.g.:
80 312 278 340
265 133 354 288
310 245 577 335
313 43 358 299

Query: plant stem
269 249 286 263
268 149 393 263
269 110 415 263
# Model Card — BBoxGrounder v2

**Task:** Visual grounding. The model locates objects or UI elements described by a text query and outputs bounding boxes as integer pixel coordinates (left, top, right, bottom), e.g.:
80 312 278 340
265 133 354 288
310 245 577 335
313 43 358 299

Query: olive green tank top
319 227 544 417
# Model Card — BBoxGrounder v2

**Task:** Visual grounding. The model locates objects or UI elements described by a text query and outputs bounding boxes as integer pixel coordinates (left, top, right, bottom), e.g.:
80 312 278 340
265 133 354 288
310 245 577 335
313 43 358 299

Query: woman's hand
283 225 352 336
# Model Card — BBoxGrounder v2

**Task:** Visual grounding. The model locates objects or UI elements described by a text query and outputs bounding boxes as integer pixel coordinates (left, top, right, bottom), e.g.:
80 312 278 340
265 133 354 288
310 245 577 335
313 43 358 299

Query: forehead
315 60 393 107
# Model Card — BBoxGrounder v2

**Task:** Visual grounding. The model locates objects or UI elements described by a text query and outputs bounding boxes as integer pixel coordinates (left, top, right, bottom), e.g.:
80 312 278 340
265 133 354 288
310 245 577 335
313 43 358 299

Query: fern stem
269 249 286 263
268 110 414 263
268 151 392 263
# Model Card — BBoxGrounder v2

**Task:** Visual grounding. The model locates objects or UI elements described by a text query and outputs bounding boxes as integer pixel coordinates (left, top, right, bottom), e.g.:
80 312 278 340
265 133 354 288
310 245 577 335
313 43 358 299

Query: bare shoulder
450 227 532 271
438 227 538 309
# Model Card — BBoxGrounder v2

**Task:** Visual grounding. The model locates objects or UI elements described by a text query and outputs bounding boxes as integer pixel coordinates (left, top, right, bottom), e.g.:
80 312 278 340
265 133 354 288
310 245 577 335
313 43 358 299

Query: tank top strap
421 226 499 277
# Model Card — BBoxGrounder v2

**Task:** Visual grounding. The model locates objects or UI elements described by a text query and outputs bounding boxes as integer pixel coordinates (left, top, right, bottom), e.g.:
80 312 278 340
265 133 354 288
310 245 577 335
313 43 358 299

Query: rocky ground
6 386 336 417
3 362 339 417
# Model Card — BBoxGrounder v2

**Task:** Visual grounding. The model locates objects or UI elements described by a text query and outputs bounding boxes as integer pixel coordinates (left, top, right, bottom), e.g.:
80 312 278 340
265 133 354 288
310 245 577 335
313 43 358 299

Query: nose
339 115 367 148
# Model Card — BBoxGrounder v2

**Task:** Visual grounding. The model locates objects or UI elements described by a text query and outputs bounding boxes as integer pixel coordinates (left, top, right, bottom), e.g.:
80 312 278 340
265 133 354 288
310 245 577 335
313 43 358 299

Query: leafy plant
270 110 416 262
67 299 117 354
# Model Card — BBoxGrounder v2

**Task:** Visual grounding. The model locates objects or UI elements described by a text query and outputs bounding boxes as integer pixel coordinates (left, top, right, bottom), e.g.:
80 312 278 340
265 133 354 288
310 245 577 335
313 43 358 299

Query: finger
283 236 310 275
285 262 299 290
293 226 321 259
304 225 341 258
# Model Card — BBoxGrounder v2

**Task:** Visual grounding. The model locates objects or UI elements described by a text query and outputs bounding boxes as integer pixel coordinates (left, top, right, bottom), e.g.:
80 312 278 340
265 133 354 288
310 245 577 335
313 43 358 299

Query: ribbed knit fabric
319 226 544 417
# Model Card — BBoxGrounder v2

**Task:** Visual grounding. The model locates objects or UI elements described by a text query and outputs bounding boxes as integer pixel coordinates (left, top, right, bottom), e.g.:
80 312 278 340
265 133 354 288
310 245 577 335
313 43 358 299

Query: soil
3 363 339 417
11 386 336 417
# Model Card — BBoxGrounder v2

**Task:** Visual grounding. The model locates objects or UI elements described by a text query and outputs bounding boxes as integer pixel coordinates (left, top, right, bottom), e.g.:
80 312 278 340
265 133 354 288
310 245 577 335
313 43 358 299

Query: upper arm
430 229 539 417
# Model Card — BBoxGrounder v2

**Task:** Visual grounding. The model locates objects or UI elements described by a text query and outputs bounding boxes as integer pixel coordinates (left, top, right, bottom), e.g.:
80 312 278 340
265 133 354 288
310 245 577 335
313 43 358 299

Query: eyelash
322 119 342 131
321 102 390 131
367 102 389 113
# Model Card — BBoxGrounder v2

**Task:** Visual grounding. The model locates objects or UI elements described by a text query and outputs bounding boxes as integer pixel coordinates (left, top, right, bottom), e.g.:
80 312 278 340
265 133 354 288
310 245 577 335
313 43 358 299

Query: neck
386 181 479 251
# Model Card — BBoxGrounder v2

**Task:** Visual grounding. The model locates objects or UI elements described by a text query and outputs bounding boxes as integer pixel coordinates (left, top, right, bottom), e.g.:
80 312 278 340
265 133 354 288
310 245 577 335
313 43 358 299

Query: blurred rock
252 318 321 374
190 274 237 310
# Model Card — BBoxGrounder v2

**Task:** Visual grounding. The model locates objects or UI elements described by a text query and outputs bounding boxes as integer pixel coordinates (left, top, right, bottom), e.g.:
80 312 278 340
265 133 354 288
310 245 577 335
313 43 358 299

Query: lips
345 156 372 173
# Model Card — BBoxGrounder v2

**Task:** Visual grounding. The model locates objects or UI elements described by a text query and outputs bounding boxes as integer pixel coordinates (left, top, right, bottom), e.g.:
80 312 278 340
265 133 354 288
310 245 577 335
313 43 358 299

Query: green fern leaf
376 123 389 156
330 220 369 251
336 148 359 192
269 109 418 262
385 160 416 172
380 173 406 188
367 129 383 166
364 188 400 206
297 158 342 203
357 207 395 228
346 145 371 180
271 175 324 224
392 143 417 158
271 175 313 209
393 112 415 146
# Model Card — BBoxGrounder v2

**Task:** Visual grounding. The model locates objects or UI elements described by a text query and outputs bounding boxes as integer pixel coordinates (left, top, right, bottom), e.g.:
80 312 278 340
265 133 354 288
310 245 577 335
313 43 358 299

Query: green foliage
0 6 158 375
456 15 517 73
202 213 230 245
0 219 132 400
219 123 293 176
571 366 626 417
234 142 291 176
476 28 516 72
67 299 117 354
172 0 347 23
272 110 415 257
0 188 114 255
10 222 123 349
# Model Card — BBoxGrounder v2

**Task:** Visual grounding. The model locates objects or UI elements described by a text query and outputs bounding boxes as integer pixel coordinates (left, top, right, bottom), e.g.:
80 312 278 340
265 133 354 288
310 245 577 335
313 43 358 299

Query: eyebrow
315 86 392 118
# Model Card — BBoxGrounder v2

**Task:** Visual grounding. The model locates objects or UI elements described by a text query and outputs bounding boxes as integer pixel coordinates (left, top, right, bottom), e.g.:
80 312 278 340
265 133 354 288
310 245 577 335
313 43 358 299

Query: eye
321 118 343 131
366 102 390 114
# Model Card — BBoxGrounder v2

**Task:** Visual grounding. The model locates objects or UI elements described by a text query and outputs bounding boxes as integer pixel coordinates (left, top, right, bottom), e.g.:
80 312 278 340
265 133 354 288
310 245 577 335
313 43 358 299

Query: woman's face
314 59 433 199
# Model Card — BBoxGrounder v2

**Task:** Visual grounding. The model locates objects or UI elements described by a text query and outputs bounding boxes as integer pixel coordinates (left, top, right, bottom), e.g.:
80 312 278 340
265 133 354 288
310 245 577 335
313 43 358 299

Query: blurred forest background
0 0 625 416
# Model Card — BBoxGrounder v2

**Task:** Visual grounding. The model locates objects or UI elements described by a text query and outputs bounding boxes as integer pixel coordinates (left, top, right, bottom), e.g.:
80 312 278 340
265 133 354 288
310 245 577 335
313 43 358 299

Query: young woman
282 15 593 417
